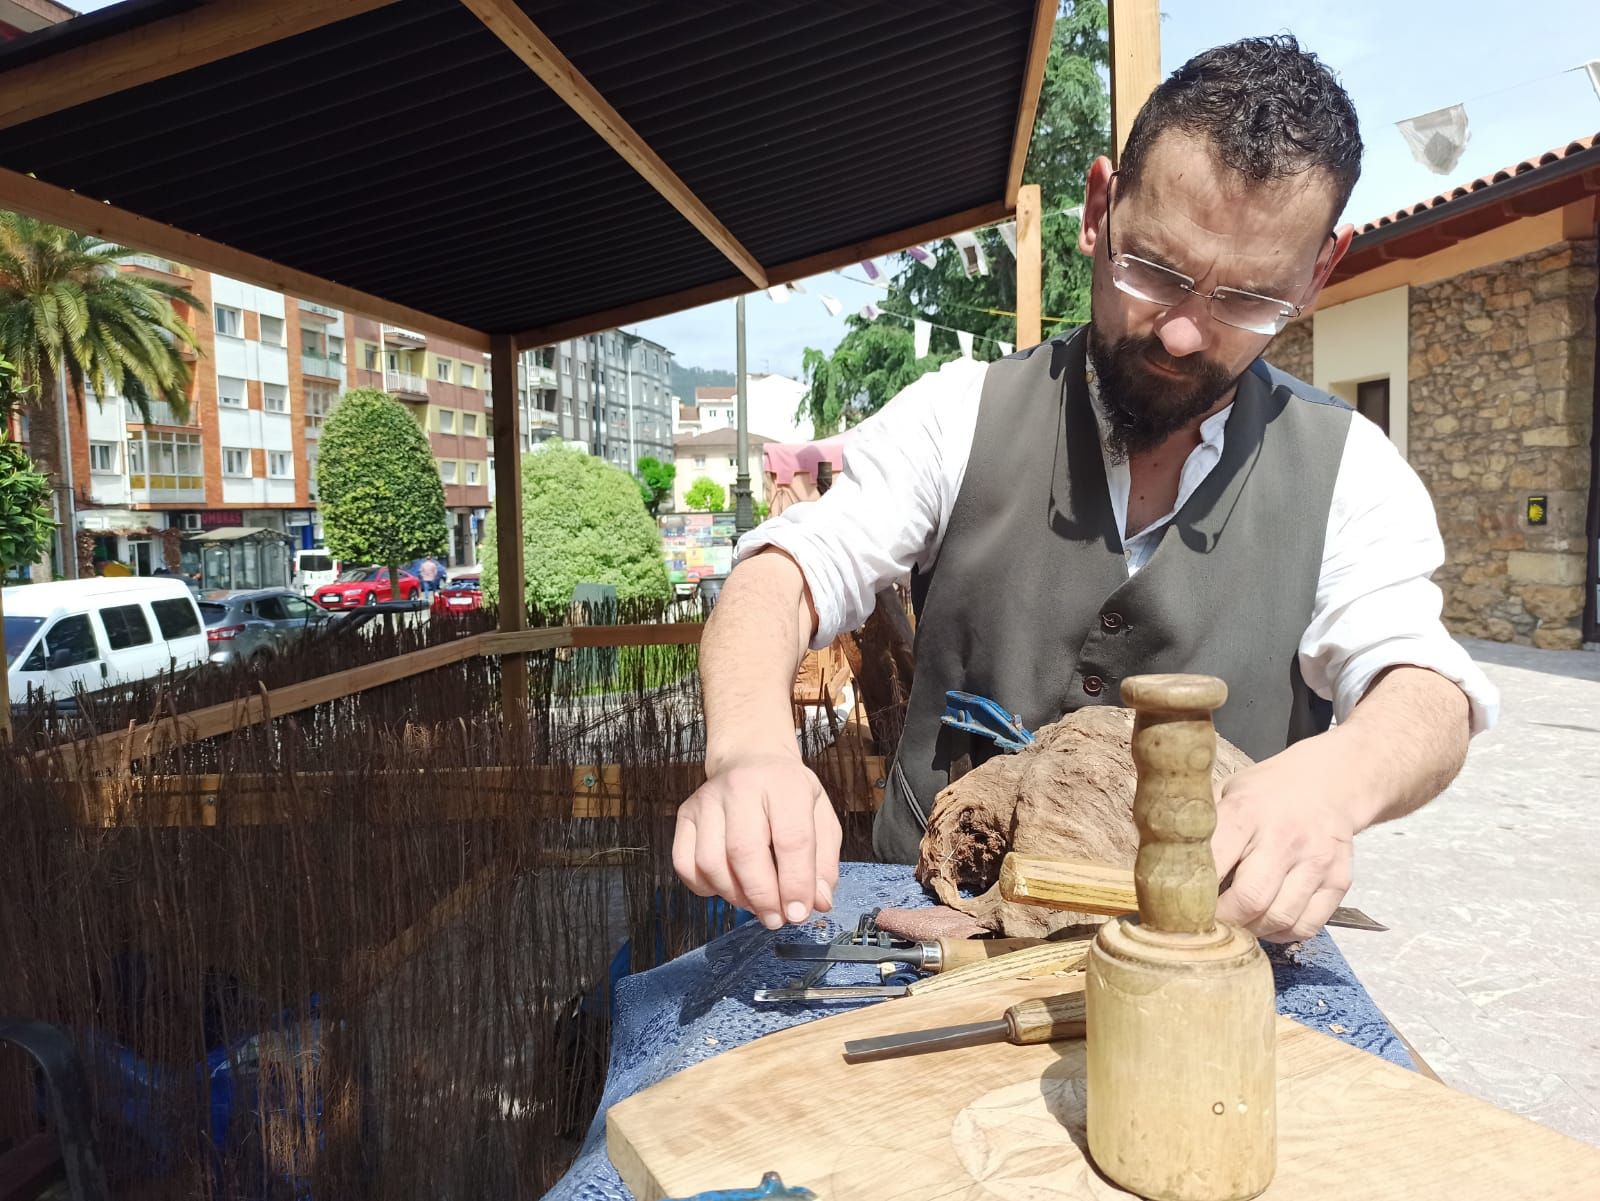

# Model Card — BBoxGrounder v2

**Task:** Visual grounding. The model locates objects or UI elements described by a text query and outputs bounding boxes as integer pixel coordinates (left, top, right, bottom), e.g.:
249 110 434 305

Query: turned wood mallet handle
1118 673 1229 935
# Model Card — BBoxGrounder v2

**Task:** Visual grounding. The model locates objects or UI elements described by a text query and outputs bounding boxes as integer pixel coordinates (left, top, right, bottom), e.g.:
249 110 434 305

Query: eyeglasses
1102 172 1327 336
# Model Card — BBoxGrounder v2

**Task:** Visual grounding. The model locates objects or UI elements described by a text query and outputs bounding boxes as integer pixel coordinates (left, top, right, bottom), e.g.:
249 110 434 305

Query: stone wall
1406 238 1597 649
1269 316 1314 382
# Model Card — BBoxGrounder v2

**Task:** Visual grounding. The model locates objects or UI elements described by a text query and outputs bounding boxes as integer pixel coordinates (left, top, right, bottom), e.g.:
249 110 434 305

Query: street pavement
1332 638 1600 1145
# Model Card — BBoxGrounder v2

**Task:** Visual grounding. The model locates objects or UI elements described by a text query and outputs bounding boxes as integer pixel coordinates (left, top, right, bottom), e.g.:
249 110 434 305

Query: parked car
312 567 421 609
291 548 341 597
200 588 339 667
4 577 208 706
431 571 483 614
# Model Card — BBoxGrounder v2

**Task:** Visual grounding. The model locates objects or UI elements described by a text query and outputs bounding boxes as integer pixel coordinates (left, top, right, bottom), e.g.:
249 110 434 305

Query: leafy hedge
481 445 670 613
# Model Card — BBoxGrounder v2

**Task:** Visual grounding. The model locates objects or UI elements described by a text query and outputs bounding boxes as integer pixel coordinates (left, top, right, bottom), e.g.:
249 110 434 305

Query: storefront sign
200 510 244 529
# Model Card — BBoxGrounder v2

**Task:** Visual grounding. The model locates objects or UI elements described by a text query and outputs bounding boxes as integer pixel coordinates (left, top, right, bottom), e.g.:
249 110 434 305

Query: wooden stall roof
0 0 1055 349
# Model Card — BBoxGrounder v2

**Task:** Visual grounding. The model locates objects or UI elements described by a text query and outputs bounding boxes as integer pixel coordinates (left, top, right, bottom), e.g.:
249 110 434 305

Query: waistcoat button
1101 611 1124 631
1082 674 1104 696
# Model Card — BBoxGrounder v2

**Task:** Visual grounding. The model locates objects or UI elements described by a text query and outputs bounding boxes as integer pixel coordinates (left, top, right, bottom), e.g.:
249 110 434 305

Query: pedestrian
673 36 1499 942
419 556 441 595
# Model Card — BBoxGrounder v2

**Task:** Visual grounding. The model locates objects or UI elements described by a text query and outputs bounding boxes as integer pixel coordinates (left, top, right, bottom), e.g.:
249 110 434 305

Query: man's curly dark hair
1119 34 1363 217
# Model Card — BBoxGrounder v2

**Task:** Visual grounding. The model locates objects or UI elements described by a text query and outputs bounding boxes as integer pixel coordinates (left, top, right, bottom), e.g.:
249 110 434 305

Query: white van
4 577 209 706
291 548 340 597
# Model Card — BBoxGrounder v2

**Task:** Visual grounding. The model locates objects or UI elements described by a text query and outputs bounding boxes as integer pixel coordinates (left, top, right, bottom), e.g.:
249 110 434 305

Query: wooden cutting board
607 976 1600 1200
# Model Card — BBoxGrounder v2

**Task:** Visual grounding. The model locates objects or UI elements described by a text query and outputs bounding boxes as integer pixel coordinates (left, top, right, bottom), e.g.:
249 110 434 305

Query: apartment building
519 331 674 469
70 263 334 587
674 373 811 443
346 316 491 567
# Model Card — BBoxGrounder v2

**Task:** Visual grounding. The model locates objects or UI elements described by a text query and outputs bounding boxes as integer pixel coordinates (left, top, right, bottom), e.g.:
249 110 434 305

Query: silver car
199 588 337 667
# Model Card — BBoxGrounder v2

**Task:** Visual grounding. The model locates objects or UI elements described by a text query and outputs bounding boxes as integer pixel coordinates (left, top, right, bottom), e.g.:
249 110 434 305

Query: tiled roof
694 386 737 401
675 427 775 449
1355 132 1599 235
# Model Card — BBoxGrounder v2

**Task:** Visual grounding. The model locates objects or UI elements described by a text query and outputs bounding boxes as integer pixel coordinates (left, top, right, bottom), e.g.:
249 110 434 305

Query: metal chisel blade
843 1018 1010 1063
752 985 908 1003
773 943 916 964
1327 906 1387 932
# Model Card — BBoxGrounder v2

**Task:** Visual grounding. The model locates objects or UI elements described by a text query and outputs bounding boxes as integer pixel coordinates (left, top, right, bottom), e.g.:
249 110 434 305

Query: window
1356 378 1390 436
263 383 288 413
694 456 705 468
129 431 203 492
223 447 250 476
562 397 572 415
439 409 455 434
215 305 242 338
89 442 117 472
466 463 480 485
460 363 476 388
282 596 317 621
31 614 99 669
440 460 457 484
151 597 200 639
562 355 572 375
364 344 380 371
259 315 285 346
326 335 344 363
434 358 452 383
218 376 247 408
462 413 478 437
578 363 587 380
269 452 292 478
302 329 321 356
304 385 336 433
99 604 153 651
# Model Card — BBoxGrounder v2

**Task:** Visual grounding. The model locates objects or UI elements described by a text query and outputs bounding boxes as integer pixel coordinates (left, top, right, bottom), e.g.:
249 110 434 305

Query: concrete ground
1332 637 1600 1146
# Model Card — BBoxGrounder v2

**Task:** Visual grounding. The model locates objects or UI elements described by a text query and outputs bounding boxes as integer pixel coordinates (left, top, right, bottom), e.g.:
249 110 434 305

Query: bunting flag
956 330 974 358
766 284 790 304
1587 61 1600 101
998 340 1014 356
860 302 881 319
907 245 937 268
948 230 988 277
860 258 884 281
1396 103 1470 175
787 280 807 295
997 220 1018 258
819 293 842 317
913 319 931 358
1065 204 1084 222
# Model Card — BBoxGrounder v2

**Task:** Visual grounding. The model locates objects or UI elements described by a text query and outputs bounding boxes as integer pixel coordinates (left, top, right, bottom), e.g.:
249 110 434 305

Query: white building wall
672 446 767 512
1313 285 1411 458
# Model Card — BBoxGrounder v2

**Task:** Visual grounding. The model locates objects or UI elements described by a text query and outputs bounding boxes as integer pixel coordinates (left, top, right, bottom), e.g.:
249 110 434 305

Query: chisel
842 990 1087 1063
773 936 1053 973
753 985 909 1003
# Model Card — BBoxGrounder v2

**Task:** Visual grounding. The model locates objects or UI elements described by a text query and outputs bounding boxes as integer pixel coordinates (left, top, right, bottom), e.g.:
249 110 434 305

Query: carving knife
773 936 1053 972
842 991 1087 1063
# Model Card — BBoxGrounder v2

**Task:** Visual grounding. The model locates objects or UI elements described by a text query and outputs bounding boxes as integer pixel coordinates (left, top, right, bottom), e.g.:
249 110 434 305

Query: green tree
0 213 203 573
316 388 448 592
480 445 669 614
635 455 676 516
798 1 1109 432
684 476 726 513
0 360 54 737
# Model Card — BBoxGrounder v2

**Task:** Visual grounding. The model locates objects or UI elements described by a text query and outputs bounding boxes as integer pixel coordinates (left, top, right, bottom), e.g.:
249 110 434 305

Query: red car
432 571 483 614
313 567 421 609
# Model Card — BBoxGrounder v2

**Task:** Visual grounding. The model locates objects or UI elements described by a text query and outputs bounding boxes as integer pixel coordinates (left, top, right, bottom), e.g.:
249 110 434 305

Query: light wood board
607 975 1600 1200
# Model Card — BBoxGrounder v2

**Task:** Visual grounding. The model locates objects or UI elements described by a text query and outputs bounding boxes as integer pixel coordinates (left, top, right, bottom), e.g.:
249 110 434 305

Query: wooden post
490 334 527 728
1085 674 1276 1200
0 580 11 743
1108 0 1161 168
1015 183 1042 349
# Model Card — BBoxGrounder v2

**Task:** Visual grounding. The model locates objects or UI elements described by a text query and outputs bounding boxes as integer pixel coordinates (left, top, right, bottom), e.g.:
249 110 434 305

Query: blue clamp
665 1172 817 1201
940 690 1035 753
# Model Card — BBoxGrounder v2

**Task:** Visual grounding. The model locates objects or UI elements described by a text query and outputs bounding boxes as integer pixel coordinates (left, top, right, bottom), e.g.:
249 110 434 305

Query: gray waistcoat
875 328 1353 863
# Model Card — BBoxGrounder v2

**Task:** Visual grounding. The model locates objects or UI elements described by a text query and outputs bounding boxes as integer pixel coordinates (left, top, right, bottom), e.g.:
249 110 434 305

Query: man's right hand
673 751 842 930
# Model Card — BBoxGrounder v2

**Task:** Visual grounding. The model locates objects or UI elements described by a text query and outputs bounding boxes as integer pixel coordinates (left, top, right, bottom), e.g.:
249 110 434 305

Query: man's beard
1087 328 1240 462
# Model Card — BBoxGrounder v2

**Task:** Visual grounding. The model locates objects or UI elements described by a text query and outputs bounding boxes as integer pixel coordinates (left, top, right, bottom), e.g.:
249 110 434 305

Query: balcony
302 353 343 379
128 474 205 504
127 399 197 427
384 326 428 347
298 299 341 319
121 252 191 278
388 371 429 398
528 363 557 389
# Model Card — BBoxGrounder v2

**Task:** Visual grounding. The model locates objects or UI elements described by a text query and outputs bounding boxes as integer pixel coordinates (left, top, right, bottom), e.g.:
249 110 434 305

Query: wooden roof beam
512 198 1013 350
0 165 492 350
0 0 404 132
1005 0 1057 207
460 0 770 290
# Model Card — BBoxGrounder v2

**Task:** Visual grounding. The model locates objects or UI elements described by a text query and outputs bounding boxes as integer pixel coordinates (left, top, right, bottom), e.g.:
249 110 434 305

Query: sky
66 0 1600 379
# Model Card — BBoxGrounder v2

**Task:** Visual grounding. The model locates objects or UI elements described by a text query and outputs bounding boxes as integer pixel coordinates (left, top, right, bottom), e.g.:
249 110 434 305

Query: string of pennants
1396 58 1600 175
763 203 1085 357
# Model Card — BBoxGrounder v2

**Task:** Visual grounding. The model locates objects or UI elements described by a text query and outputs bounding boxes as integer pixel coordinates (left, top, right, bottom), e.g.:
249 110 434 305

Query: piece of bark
913 706 1252 937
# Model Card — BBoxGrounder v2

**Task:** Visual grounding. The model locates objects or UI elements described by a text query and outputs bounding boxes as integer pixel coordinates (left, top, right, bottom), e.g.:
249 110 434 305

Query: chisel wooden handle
998 855 1138 915
933 936 1048 972
1004 990 1088 1045
909 936 1093 995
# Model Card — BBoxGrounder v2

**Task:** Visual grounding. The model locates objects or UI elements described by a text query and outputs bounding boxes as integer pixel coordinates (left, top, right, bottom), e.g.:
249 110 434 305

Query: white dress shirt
738 354 1499 735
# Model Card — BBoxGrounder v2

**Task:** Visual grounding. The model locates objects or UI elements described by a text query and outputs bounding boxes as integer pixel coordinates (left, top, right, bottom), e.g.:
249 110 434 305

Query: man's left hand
1211 734 1370 942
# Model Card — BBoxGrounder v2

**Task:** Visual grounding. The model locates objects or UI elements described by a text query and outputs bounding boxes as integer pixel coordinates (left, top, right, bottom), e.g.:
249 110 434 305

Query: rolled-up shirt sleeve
1299 414 1500 734
734 356 987 649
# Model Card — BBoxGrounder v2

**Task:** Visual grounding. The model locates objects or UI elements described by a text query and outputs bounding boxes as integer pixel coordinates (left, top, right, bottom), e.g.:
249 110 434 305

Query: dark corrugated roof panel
0 0 1036 336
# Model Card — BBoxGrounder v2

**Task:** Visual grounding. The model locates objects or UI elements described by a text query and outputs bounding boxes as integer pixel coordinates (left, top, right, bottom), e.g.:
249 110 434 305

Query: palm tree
0 210 203 575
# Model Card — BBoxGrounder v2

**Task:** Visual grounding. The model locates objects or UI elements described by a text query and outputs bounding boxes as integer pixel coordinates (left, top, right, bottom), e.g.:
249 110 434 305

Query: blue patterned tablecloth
544 863 1412 1201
